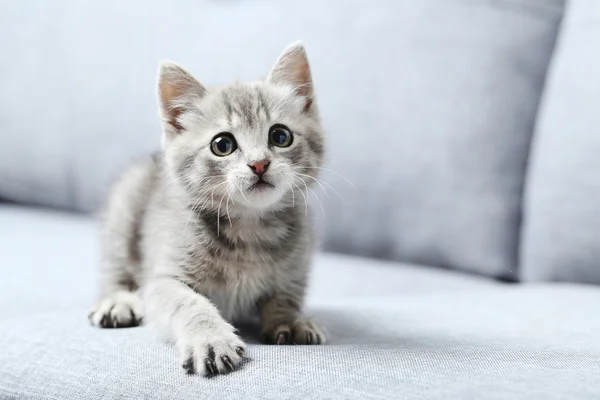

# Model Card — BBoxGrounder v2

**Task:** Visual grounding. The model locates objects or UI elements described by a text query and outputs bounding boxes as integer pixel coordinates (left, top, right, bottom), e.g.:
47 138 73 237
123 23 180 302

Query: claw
205 346 218 375
306 331 313 345
205 359 218 375
222 355 234 372
276 331 289 345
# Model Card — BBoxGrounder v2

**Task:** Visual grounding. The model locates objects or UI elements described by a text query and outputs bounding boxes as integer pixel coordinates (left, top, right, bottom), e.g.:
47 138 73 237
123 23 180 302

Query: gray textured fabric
521 0 600 284
315 0 565 279
0 0 564 277
0 205 495 319
2 206 600 399
2 288 600 400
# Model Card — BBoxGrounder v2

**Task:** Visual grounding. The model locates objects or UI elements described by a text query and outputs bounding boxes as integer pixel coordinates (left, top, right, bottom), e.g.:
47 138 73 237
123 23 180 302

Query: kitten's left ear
267 41 314 111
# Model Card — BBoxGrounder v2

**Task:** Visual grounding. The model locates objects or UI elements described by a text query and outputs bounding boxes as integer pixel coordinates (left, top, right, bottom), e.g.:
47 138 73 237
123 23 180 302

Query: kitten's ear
267 41 314 111
157 61 206 135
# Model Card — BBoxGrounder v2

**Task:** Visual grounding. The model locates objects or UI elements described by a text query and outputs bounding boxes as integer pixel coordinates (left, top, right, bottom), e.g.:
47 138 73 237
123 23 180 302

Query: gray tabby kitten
88 42 326 376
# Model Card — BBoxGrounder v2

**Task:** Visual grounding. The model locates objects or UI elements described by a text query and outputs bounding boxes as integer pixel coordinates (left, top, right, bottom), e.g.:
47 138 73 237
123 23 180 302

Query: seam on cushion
514 0 570 282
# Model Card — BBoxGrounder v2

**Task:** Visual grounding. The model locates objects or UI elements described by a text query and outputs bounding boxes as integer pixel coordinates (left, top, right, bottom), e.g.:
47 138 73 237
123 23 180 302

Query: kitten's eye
211 133 238 157
269 124 293 148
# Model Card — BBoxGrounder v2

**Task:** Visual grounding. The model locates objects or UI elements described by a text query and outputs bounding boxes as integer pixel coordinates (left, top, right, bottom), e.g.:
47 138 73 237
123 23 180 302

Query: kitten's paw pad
88 291 143 328
180 328 247 376
263 318 326 345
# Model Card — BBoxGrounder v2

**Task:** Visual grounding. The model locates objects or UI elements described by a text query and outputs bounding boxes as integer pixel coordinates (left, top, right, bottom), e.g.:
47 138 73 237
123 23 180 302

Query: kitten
88 42 326 376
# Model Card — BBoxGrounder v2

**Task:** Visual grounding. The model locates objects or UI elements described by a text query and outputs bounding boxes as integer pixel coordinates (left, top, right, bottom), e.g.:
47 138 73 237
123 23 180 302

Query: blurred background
1 1 600 398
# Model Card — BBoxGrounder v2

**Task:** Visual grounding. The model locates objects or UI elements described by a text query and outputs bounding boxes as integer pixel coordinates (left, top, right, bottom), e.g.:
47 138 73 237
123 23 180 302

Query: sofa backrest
521 0 600 284
0 0 565 279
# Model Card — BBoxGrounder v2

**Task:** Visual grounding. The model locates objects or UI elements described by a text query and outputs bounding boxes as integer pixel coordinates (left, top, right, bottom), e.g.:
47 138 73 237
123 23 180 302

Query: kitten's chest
199 255 273 321
183 211 300 319
188 216 291 321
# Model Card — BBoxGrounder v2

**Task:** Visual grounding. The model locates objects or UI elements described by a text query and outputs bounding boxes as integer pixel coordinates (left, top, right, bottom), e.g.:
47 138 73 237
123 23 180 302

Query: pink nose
248 160 270 176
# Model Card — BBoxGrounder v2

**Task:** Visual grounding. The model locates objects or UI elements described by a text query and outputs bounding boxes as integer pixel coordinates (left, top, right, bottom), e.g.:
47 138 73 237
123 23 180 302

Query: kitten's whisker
197 195 212 214
295 176 325 218
217 186 229 237
293 172 330 199
237 185 249 203
284 178 295 209
291 179 308 217
293 172 346 204
185 194 208 228
291 165 355 187
225 188 233 228
290 183 295 208
320 180 346 205
275 173 288 205
180 178 227 227
210 181 229 207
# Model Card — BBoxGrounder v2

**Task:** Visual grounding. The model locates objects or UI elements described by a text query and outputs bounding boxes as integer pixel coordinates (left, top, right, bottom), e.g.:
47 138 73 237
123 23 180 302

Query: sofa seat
1 205 599 399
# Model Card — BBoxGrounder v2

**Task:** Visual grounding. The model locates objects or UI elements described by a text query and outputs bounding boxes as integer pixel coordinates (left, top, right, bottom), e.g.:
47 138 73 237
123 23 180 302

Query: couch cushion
1 206 599 399
0 205 495 319
2 288 599 399
521 0 600 284
0 0 564 278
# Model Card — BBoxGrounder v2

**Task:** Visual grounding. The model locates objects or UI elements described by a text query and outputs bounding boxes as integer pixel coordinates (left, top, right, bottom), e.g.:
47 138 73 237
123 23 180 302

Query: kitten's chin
237 183 285 211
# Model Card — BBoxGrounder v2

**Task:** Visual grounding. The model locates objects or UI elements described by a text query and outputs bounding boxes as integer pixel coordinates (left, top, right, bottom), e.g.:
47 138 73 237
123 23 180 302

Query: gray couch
1 0 599 399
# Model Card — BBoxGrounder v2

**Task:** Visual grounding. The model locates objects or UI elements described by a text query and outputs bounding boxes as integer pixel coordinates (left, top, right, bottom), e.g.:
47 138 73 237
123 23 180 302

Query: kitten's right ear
157 61 206 135
267 41 314 111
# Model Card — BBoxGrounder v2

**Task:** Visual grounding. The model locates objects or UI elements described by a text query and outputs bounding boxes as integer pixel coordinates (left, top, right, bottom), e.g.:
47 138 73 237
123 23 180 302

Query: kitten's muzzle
249 177 275 191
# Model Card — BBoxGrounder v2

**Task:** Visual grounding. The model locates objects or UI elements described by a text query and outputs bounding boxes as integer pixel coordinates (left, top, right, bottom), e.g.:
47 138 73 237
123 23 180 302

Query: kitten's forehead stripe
257 89 271 121
223 92 234 126
220 86 254 130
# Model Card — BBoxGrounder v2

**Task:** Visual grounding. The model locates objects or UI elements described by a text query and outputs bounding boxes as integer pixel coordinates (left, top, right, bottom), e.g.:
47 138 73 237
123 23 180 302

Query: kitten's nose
248 160 270 176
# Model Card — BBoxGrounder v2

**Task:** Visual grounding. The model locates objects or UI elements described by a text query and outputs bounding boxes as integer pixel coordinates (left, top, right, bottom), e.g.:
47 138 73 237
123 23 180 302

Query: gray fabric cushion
0 205 495 318
315 0 564 278
2 206 600 399
3 288 600 400
0 0 564 278
521 0 600 284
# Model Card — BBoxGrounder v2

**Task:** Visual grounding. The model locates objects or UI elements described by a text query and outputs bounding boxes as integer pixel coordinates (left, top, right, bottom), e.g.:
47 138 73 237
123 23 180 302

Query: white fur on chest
197 258 273 322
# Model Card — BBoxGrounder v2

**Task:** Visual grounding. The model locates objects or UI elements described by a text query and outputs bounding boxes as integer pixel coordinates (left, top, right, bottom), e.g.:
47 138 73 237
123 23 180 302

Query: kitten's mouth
249 178 275 192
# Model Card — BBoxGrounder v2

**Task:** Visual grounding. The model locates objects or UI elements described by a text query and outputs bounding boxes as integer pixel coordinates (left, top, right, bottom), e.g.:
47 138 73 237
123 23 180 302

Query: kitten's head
157 42 324 214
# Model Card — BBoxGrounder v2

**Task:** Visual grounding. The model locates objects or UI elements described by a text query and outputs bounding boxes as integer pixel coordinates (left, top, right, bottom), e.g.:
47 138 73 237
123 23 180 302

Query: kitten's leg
258 295 326 345
89 252 144 328
88 213 145 329
89 160 155 328
89 243 144 328
145 277 247 375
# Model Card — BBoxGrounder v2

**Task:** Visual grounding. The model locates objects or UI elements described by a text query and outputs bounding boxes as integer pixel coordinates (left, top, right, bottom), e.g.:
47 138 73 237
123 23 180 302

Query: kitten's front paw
88 291 143 328
262 317 326 345
180 325 247 376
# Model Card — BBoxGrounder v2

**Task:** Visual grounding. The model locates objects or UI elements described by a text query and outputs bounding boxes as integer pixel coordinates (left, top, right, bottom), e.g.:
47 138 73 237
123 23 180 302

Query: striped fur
88 42 326 376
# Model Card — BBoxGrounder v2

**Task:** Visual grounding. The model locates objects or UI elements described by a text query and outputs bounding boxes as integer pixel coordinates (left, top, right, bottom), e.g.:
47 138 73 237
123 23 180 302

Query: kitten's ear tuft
267 41 314 111
157 61 206 134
